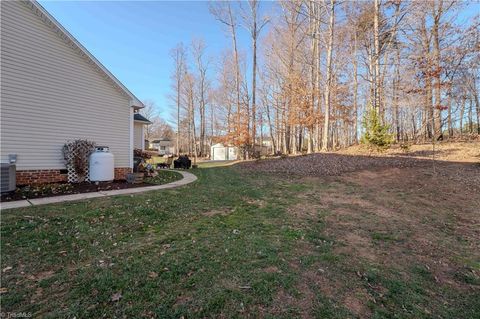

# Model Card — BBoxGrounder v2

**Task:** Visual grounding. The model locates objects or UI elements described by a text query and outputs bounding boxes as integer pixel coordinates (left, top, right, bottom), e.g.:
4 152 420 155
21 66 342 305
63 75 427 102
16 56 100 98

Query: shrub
400 143 411 153
134 148 152 159
361 107 393 152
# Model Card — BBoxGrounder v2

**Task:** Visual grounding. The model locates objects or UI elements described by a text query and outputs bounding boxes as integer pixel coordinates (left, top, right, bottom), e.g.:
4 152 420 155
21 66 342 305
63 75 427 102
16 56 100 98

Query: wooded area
166 0 479 157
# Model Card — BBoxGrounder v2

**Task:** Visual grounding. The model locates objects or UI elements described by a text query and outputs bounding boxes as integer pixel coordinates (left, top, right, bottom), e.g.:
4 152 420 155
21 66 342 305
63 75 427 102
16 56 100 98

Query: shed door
213 147 225 160
228 147 236 160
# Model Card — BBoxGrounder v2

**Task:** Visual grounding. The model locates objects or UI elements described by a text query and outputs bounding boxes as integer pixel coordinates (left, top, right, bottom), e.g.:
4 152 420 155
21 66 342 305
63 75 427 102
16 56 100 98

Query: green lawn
145 170 183 185
1 165 479 318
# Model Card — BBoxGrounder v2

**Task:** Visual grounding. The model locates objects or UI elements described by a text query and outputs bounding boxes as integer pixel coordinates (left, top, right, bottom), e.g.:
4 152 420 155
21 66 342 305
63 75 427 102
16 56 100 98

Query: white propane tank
89 146 114 182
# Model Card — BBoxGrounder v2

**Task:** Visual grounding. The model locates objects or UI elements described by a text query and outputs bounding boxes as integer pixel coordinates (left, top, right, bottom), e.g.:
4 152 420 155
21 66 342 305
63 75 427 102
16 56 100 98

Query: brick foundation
16 169 67 185
114 167 132 180
16 167 132 185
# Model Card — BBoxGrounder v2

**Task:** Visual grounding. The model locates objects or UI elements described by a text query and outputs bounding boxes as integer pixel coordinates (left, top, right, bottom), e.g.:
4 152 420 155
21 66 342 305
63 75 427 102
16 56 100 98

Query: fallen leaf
2 266 13 273
0 288 8 294
111 292 122 302
148 271 158 279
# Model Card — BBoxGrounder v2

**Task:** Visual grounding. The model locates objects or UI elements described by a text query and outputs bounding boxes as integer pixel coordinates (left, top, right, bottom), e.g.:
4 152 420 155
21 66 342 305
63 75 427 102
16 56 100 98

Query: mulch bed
0 180 156 202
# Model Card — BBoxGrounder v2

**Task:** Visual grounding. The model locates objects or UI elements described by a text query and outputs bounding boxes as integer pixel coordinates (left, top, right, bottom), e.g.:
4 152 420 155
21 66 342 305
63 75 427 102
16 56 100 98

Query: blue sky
39 1 270 124
38 1 477 125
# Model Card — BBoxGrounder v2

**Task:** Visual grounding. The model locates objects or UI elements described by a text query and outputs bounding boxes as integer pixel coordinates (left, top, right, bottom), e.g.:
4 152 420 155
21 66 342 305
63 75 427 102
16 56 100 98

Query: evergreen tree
361 106 394 152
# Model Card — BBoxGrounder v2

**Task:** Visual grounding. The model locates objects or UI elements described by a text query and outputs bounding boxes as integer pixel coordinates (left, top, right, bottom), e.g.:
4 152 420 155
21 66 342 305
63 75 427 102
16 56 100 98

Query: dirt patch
202 208 232 217
29 270 55 282
270 283 315 319
174 294 192 307
263 266 280 273
287 202 323 219
271 147 480 316
343 289 372 318
243 198 266 208
336 233 377 262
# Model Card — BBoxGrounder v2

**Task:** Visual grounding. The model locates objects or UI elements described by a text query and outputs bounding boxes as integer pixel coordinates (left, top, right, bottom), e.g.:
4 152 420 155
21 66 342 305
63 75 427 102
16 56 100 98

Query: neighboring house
133 113 152 151
210 143 238 161
0 1 149 185
150 139 175 155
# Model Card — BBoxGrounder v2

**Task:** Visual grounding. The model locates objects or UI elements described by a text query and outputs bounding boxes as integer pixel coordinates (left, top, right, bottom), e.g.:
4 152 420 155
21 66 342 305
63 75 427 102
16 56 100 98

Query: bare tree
321 0 336 151
170 43 186 156
191 38 209 156
241 0 269 149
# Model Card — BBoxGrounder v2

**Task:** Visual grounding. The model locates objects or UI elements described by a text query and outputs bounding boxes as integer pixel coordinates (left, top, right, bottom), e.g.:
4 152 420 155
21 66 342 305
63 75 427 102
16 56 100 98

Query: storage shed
210 143 238 161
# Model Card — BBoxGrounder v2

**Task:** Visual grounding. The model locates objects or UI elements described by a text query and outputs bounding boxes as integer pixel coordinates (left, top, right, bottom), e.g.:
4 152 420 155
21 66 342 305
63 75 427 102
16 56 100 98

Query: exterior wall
151 140 175 155
0 1 132 171
15 167 132 185
158 146 175 156
133 122 144 150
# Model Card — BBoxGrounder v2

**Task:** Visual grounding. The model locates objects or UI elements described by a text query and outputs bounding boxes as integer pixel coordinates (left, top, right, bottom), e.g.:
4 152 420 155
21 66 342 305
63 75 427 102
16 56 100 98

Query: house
134 113 152 151
210 143 238 161
150 139 175 155
0 1 149 185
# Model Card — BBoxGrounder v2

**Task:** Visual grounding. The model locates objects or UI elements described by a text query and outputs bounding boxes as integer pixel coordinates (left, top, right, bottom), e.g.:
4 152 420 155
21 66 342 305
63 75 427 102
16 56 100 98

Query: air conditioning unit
1 163 16 193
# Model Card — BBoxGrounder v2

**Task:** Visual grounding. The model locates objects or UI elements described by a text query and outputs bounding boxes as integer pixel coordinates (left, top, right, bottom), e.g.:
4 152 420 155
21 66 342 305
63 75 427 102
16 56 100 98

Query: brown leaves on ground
239 152 422 177
239 142 480 191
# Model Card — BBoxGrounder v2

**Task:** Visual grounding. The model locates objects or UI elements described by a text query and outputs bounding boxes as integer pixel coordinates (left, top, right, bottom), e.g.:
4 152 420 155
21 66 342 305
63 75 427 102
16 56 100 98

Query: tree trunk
373 0 381 116
393 2 401 142
420 14 433 140
472 75 480 134
353 30 358 144
447 90 453 137
248 0 262 150
266 97 276 154
321 0 335 152
468 97 473 134
432 0 443 139
177 78 181 155
459 97 465 135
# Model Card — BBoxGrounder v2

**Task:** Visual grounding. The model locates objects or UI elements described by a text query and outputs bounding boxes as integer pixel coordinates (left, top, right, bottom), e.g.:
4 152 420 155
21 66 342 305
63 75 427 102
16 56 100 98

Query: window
160 146 166 150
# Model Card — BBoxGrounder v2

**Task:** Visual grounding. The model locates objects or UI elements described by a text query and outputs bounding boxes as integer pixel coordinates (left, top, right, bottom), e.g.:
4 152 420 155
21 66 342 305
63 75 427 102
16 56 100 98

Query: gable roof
26 0 144 109
134 113 152 124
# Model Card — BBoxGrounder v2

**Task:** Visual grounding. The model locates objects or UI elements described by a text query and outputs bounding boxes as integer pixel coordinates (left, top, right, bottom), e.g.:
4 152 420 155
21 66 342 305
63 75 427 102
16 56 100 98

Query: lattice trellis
63 140 96 183
65 162 90 183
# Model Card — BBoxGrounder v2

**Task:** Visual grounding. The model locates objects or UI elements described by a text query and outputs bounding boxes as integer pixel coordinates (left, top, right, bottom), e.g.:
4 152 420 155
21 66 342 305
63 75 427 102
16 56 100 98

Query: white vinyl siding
133 122 144 150
0 1 132 169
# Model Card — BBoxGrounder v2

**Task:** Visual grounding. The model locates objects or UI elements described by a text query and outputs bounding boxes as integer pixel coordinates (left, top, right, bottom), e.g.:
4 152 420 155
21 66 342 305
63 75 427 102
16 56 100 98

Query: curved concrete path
0 170 197 210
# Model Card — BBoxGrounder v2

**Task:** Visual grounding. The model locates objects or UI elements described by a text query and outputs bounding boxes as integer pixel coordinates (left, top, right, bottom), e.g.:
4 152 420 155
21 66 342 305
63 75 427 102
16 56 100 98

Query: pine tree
361 106 393 152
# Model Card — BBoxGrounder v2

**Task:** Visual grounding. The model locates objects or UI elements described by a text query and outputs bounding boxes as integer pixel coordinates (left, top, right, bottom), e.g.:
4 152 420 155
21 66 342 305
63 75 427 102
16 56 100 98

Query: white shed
210 143 238 161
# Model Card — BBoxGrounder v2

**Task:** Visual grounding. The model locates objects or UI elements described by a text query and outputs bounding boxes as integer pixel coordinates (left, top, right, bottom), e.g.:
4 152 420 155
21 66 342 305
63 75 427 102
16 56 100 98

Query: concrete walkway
0 170 197 210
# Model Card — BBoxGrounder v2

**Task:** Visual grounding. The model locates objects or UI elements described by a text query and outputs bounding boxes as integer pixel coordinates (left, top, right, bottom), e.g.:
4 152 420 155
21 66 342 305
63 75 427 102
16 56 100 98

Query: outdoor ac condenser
0 163 16 193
